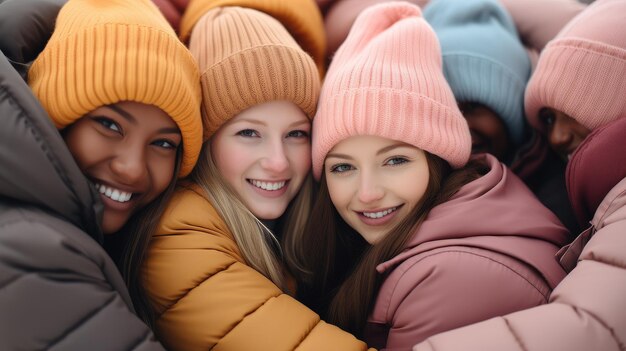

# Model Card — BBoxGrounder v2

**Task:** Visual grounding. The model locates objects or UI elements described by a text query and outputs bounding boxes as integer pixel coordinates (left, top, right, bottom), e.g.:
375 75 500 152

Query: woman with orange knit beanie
139 6 369 351
289 3 569 349
1 0 202 349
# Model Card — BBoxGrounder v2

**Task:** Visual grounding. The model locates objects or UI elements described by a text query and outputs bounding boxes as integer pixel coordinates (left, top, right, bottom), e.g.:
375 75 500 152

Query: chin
253 207 287 221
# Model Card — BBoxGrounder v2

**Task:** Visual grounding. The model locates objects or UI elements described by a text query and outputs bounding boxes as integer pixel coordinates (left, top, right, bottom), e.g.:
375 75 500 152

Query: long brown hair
115 147 182 330
289 153 486 336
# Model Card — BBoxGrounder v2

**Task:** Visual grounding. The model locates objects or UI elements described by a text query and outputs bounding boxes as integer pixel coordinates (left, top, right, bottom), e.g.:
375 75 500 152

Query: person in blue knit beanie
425 0 581 238
424 0 530 163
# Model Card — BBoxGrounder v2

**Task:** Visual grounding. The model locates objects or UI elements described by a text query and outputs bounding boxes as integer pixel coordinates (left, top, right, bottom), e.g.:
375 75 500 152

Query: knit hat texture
525 0 626 132
180 0 326 75
28 0 203 178
312 1 471 179
189 6 320 138
424 0 530 145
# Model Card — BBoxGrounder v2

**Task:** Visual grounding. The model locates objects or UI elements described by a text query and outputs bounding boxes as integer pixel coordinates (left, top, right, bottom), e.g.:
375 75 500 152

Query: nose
548 116 573 152
259 140 289 174
110 144 148 185
357 170 384 204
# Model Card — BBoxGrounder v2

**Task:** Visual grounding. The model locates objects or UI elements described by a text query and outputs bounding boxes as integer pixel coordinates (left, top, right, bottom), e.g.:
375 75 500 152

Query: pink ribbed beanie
525 0 626 131
312 1 471 179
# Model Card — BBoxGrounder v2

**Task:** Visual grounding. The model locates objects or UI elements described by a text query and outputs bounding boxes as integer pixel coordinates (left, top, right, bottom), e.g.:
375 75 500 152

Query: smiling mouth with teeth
362 206 398 219
95 183 133 203
249 179 287 191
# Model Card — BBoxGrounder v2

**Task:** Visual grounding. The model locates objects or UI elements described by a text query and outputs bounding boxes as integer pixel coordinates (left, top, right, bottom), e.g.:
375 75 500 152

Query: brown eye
539 108 556 128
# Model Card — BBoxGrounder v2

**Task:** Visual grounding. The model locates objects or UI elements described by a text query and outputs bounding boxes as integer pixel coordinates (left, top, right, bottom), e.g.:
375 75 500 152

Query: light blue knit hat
424 0 530 145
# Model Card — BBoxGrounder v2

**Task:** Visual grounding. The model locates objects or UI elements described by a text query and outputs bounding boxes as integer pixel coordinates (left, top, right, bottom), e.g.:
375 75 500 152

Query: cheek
326 176 349 209
212 141 248 181
64 129 103 170
287 144 312 174
149 155 177 197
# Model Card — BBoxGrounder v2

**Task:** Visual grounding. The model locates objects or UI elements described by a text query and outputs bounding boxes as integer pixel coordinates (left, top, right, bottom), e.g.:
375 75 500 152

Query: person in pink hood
286 2 569 350
525 0 626 162
413 115 626 351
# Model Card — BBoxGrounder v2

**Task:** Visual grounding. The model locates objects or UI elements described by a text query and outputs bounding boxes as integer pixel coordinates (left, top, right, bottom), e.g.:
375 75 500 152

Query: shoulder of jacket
160 184 226 231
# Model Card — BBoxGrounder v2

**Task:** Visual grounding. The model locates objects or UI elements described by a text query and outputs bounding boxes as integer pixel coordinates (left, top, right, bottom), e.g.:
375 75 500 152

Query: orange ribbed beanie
179 0 326 75
312 2 471 179
525 0 626 132
28 0 202 178
189 6 320 138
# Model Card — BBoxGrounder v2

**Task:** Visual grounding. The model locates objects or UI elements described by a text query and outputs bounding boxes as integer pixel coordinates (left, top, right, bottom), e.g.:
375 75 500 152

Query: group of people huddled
0 0 624 350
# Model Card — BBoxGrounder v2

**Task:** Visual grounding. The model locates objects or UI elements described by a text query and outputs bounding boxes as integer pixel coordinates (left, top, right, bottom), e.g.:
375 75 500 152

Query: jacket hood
0 52 103 243
567 117 626 228
378 154 568 287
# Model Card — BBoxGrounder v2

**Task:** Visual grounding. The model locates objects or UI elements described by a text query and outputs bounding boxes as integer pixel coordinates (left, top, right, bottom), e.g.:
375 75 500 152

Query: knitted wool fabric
189 6 320 138
180 0 326 75
424 0 530 145
525 0 626 132
28 0 202 177
312 1 471 179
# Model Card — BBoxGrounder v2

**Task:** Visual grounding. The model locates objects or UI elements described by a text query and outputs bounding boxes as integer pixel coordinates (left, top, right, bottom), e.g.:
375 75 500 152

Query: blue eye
386 157 408 166
330 163 354 173
95 117 121 132
237 129 259 137
287 130 309 138
152 139 178 149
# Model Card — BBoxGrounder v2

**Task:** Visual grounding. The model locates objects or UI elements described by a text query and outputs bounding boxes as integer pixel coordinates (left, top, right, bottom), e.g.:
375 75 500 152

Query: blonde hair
191 142 313 293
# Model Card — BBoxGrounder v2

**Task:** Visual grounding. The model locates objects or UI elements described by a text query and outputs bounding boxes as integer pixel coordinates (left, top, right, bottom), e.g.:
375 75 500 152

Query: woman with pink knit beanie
288 2 569 349
525 0 626 162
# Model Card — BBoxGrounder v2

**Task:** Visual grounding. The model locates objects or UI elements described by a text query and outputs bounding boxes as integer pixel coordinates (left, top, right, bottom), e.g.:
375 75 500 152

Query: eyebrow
326 142 409 160
106 105 180 135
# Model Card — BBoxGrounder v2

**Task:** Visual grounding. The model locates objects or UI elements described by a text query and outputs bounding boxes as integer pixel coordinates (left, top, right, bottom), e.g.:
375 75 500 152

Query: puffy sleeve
373 247 550 350
413 220 626 351
143 186 369 351
0 209 164 351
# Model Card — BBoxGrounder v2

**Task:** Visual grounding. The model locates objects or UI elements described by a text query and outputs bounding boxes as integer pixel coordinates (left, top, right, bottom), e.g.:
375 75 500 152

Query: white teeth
250 180 286 191
362 207 398 219
95 184 133 203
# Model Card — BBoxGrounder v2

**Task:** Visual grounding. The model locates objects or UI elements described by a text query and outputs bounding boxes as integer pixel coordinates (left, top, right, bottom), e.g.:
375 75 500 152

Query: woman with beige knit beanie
1 0 202 349
139 5 370 351
290 2 569 349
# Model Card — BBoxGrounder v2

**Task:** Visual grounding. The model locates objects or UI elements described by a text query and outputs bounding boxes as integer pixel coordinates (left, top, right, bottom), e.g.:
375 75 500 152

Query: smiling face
210 100 311 220
63 101 181 235
539 108 591 162
460 102 510 160
324 135 430 244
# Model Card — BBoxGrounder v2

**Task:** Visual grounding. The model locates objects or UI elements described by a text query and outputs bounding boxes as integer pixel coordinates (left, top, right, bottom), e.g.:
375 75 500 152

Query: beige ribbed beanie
190 6 320 138
180 0 326 75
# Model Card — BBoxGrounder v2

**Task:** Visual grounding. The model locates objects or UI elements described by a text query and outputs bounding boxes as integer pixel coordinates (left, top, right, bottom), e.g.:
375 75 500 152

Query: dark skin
538 107 591 162
459 102 511 161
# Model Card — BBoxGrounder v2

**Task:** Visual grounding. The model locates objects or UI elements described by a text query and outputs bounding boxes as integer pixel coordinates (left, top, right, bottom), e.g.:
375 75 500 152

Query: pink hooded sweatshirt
412 117 626 351
365 154 568 350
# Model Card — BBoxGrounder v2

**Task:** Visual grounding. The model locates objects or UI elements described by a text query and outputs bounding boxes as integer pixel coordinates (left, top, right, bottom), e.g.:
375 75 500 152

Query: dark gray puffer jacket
0 21 165 351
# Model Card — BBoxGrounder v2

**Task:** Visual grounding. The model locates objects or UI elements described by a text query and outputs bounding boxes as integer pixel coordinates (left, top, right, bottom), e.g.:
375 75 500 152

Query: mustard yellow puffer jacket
142 184 369 351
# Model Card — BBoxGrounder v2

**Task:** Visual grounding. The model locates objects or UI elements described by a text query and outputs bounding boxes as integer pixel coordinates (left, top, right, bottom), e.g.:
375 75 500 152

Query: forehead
228 100 310 128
